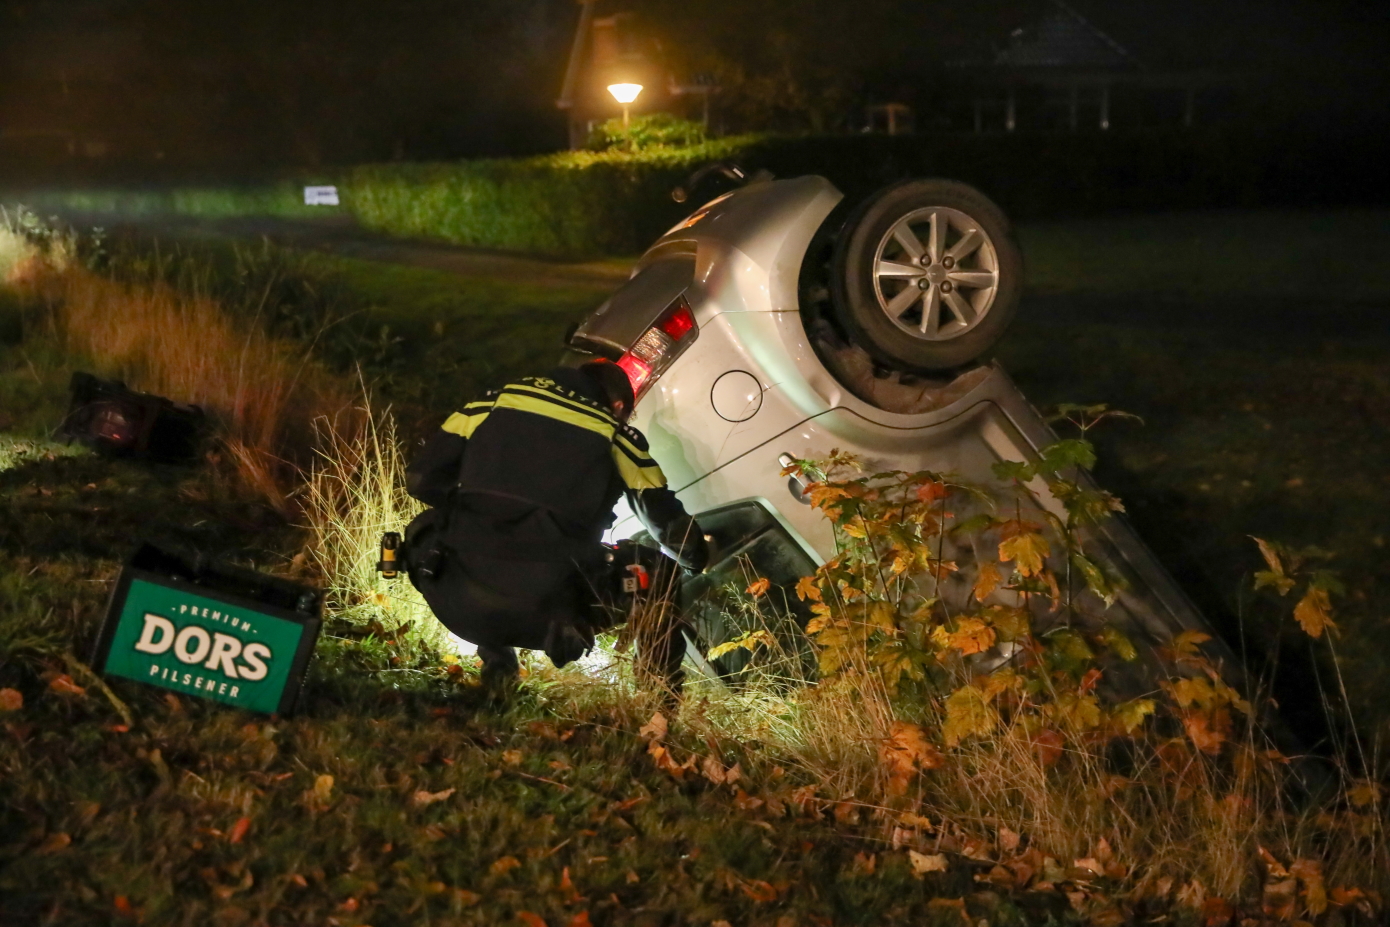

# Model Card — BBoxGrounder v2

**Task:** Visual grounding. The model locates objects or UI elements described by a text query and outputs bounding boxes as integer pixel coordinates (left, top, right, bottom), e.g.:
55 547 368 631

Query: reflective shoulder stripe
616 423 649 450
441 407 491 439
493 389 616 440
440 398 497 437
612 431 666 490
506 383 618 428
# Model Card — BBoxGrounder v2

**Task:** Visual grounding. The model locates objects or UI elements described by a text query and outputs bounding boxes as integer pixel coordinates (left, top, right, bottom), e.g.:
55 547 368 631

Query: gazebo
946 0 1230 133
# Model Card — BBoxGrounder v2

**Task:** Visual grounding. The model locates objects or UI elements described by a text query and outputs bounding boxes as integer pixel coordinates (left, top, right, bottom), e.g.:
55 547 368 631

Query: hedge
19 127 1385 259
339 138 755 256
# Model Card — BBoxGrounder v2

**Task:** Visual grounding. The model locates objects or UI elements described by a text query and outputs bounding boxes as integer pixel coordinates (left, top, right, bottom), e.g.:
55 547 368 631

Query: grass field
998 207 1390 749
3 205 1388 924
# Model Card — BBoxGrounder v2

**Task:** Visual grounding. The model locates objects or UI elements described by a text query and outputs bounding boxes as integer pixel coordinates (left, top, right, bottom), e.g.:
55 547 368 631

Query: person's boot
543 617 594 669
477 645 521 704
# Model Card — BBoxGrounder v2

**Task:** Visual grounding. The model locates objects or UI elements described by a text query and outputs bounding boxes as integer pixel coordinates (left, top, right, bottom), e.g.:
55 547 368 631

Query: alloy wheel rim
870 206 1000 342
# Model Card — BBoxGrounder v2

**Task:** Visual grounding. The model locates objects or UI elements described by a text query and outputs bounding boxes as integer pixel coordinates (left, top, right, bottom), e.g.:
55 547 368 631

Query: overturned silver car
566 172 1233 693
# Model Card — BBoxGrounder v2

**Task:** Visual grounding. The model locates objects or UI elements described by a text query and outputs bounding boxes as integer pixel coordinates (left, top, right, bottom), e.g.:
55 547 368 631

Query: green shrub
339 137 757 257
586 113 711 152
19 124 1382 259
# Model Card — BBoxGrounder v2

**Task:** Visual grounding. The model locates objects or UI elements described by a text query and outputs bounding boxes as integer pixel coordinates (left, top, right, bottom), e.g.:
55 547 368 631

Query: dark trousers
406 506 688 690
479 541 689 693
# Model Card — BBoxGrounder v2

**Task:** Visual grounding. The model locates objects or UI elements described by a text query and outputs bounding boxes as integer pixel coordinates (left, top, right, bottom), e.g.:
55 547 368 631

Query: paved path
54 208 1390 341
60 212 636 290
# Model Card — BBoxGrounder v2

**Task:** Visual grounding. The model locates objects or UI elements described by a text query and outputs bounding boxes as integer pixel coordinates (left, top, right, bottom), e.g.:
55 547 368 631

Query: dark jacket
403 367 707 651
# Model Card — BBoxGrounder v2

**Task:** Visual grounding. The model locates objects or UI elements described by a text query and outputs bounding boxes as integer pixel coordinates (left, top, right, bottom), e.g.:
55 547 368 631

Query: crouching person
402 359 709 702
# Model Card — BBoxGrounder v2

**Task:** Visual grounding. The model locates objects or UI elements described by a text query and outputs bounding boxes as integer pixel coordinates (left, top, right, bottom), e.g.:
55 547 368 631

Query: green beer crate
92 543 322 715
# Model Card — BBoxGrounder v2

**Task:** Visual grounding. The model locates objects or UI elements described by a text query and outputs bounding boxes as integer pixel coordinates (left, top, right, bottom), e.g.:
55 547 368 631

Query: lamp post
607 82 643 128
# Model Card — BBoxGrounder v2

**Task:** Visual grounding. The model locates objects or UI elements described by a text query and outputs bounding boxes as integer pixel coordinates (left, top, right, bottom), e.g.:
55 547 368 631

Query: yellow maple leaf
865 600 897 632
1293 586 1336 639
1111 698 1156 734
1172 629 1212 655
998 531 1050 578
873 641 922 696
817 636 852 676
1289 858 1328 916
807 484 853 508
1168 675 1217 709
915 479 948 503
795 575 822 602
881 720 945 795
1098 625 1138 661
1183 708 1231 755
1250 536 1297 594
973 561 1003 602
1347 780 1381 808
943 686 995 746
929 623 951 652
977 668 1021 701
985 605 1031 643
947 617 996 656
707 630 776 660
1049 692 1103 731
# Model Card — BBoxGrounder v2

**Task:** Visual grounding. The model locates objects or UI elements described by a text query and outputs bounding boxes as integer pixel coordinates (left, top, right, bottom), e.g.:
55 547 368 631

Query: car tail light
617 296 697 401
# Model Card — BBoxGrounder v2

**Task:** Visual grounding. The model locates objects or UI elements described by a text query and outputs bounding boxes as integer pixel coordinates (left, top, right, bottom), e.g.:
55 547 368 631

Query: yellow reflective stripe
441 409 491 438
614 431 655 463
506 383 618 428
493 390 616 440
612 439 667 490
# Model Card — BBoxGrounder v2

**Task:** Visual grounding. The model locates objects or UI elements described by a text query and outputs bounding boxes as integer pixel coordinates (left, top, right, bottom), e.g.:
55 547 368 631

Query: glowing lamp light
607 82 643 130
607 82 643 104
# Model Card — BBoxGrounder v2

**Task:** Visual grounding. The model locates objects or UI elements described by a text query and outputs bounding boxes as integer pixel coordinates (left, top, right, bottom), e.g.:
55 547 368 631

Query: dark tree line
0 0 1383 177
1 0 578 173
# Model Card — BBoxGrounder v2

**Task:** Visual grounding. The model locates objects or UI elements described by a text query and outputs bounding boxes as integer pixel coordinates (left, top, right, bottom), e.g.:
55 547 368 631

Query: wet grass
3 205 1388 924
322 256 613 422
3 236 1016 927
999 206 1390 748
0 444 1028 927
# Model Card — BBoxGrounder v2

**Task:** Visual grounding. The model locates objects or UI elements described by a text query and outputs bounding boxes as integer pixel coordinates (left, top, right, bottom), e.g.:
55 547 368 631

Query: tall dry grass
301 406 458 652
281 389 1386 915
12 260 361 509
663 611 1385 916
1 207 75 281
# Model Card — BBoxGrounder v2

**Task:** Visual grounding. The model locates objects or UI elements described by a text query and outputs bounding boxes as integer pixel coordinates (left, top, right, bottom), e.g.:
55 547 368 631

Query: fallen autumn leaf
412 787 456 806
909 850 948 874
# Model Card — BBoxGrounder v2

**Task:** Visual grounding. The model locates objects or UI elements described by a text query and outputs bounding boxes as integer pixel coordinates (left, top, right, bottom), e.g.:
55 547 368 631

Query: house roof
994 0 1138 68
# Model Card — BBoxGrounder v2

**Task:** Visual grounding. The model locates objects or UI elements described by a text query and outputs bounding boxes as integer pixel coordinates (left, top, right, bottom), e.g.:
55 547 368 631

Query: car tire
831 179 1023 373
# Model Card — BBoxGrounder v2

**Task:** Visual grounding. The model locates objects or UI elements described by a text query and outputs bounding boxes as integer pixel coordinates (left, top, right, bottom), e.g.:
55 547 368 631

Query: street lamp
607 82 643 128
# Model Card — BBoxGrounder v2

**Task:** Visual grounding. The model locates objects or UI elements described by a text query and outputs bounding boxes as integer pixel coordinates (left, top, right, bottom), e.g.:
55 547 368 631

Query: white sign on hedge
303 186 340 206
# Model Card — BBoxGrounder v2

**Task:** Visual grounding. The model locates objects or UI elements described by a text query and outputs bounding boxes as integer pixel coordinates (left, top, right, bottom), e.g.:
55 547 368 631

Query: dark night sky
0 0 1385 176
